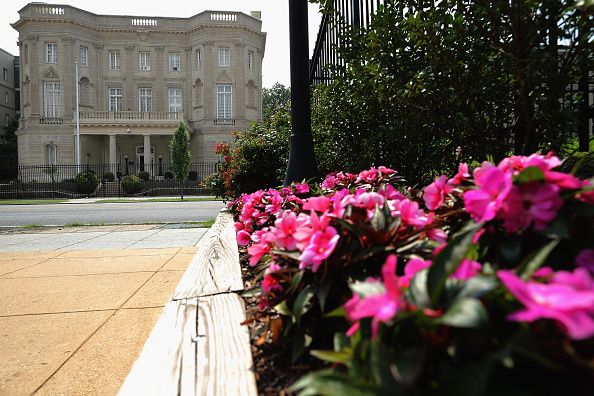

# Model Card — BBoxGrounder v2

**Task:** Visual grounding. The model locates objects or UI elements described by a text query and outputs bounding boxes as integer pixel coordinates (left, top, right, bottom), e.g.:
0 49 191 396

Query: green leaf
274 300 293 316
518 239 560 280
291 329 306 362
407 268 431 309
516 166 545 184
500 237 522 263
427 222 482 304
350 280 384 297
310 349 352 364
316 279 332 311
455 275 497 300
370 204 387 232
538 215 570 239
324 305 346 318
436 298 488 328
294 285 315 326
290 370 387 396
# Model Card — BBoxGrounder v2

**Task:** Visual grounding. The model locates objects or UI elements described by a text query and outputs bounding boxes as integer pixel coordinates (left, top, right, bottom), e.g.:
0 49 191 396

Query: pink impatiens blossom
262 274 284 294
450 259 482 280
498 269 594 340
423 175 453 210
576 249 594 273
463 166 513 223
298 225 340 272
500 183 563 232
345 255 406 338
272 211 302 251
247 229 275 266
236 230 252 246
294 183 310 194
397 257 431 288
448 163 470 185
303 196 331 213
396 199 431 228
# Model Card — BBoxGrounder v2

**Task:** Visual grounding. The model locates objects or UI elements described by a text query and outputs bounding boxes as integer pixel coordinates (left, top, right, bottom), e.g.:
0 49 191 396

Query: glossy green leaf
294 285 315 325
310 349 352 364
436 297 488 328
516 166 545 184
519 239 560 280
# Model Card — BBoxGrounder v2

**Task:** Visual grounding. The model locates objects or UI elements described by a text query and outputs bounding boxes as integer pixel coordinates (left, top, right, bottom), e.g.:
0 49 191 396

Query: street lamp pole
283 0 316 186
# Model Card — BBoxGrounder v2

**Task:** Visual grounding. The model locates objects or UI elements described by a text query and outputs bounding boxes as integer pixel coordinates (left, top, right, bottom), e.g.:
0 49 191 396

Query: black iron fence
310 0 386 87
0 162 219 199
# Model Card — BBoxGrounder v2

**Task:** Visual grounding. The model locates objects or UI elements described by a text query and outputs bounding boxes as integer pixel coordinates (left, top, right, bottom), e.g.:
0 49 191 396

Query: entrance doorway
136 145 155 173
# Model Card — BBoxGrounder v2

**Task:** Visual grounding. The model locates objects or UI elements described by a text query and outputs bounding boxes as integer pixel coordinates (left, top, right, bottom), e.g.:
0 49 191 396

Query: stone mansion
12 3 266 172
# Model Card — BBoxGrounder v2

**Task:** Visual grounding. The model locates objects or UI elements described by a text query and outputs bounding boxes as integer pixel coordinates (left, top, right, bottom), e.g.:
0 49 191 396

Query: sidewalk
0 226 208 395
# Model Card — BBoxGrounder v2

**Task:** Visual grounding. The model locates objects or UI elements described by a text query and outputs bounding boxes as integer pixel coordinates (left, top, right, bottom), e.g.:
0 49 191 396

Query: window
43 81 61 117
4 114 9 126
197 49 201 69
218 48 230 67
168 88 182 112
139 51 150 71
47 144 58 165
80 46 88 67
169 53 180 71
248 51 253 70
216 84 232 119
4 91 8 103
2 67 7 80
109 51 120 70
109 88 122 111
139 88 152 112
46 43 57 63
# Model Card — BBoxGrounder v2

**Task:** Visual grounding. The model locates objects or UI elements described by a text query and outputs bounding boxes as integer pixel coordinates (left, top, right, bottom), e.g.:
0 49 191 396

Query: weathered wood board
173 211 243 300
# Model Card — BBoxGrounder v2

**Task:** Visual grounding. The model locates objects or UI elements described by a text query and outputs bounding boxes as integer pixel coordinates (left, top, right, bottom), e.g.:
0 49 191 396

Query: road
0 201 226 227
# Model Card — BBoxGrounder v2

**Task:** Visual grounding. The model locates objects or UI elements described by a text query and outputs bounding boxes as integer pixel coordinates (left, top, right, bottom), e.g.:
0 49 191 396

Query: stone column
94 44 104 110
109 134 117 165
62 36 75 120
204 41 214 120
143 134 151 174
28 34 40 118
184 47 192 118
124 45 135 111
234 42 245 119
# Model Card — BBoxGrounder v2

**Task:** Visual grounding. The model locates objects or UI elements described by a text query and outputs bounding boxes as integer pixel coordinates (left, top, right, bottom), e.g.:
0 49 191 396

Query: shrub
137 171 150 181
121 175 141 194
164 171 174 180
233 152 594 394
102 171 115 182
188 171 198 181
75 170 99 194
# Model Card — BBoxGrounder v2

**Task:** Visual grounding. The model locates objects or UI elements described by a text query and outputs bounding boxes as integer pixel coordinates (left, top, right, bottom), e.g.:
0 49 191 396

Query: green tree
169 122 192 200
0 115 19 162
262 83 291 123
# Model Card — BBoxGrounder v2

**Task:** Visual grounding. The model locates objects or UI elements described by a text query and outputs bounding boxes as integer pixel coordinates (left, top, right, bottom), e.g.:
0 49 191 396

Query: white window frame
80 46 88 67
169 53 180 71
108 88 122 112
168 88 182 112
139 51 150 71
248 51 253 70
46 43 57 63
197 49 202 69
4 91 8 103
109 51 120 70
139 88 152 112
43 81 61 117
48 144 58 165
218 48 230 67
2 67 7 80
4 114 9 126
216 84 232 119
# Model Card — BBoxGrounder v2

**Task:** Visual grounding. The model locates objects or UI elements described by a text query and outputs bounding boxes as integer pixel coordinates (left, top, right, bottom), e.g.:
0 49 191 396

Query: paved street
0 200 226 227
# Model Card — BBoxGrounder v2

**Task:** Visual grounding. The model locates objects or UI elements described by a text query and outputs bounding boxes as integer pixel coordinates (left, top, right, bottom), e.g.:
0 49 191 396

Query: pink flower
427 228 448 242
247 229 274 266
450 259 482 280
501 183 563 232
449 163 470 185
378 166 397 175
298 225 340 272
236 230 252 246
272 211 301 251
397 257 431 288
498 269 594 340
294 183 310 193
303 196 331 212
423 175 453 210
262 274 284 294
576 249 594 273
463 167 513 222
345 255 405 337
357 167 379 183
397 199 431 228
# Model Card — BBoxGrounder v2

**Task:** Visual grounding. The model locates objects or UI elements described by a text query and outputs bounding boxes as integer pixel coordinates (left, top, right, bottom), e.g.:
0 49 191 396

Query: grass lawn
0 199 68 205
96 197 223 203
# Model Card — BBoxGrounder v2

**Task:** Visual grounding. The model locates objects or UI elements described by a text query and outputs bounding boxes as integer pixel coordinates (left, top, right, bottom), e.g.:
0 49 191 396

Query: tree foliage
169 122 192 199
311 0 593 186
262 82 292 123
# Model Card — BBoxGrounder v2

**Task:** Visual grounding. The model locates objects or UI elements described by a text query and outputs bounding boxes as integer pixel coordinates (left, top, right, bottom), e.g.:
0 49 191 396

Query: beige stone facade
12 3 265 171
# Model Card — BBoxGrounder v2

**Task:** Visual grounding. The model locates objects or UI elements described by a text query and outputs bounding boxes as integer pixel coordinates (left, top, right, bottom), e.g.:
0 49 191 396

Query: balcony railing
79 111 183 122
39 117 64 125
213 118 235 126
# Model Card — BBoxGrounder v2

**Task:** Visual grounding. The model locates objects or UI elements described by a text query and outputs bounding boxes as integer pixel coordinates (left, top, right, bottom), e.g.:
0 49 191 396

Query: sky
0 0 322 88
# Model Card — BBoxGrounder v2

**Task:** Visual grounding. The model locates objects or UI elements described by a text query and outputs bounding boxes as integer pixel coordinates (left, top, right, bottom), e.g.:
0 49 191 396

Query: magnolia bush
231 152 594 395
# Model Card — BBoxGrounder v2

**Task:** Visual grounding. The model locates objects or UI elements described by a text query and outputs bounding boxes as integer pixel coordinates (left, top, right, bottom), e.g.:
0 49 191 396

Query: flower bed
231 153 594 394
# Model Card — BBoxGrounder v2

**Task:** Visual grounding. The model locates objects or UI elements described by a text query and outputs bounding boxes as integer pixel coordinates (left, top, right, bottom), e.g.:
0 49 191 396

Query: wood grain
173 211 243 300
195 293 257 396
118 298 197 395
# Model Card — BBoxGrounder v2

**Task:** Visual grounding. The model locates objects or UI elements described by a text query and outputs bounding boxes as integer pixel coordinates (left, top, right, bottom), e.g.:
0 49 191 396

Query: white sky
0 0 322 88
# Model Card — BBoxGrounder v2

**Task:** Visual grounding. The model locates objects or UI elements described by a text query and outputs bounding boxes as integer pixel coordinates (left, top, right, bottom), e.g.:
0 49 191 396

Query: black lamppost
86 152 90 172
283 0 316 186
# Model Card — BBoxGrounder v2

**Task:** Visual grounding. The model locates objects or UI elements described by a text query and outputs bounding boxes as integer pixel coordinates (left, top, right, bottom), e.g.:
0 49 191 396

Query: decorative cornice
203 41 214 47
93 44 104 51
234 42 245 48
184 47 192 54
42 67 60 80
155 46 164 53
62 36 75 44
27 34 40 43
124 44 135 52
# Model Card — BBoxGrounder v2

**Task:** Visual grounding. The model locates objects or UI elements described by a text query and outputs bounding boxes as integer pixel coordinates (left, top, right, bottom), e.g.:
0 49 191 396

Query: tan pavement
0 246 198 395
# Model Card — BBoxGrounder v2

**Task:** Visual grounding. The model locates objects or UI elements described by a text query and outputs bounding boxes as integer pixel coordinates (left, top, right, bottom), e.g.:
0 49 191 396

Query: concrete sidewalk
0 226 208 395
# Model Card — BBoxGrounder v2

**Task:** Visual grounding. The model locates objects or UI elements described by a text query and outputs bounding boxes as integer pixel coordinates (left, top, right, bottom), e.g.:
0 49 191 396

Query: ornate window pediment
42 67 59 80
216 69 232 83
